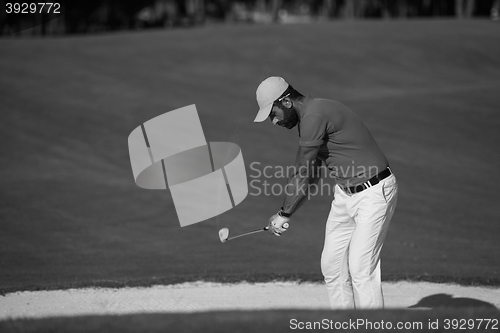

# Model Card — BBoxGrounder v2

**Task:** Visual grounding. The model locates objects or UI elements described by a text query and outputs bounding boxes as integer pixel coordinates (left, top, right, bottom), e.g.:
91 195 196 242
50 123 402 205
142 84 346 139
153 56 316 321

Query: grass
0 19 500 293
0 308 499 332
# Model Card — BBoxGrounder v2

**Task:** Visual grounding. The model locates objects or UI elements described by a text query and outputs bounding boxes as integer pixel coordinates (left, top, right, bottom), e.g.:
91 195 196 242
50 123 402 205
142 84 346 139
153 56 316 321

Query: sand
1 281 499 319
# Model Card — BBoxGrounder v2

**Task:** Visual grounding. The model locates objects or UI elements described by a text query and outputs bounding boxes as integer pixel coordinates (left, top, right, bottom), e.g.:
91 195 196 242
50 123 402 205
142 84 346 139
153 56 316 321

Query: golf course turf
0 308 499 332
1 18 499 297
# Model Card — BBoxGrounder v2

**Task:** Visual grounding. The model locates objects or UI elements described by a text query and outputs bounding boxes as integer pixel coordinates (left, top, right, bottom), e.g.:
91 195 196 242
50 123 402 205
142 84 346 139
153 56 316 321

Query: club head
219 228 229 243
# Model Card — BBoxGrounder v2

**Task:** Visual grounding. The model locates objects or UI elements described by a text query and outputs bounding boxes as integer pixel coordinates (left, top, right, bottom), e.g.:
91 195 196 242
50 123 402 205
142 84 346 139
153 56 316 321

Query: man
254 76 398 309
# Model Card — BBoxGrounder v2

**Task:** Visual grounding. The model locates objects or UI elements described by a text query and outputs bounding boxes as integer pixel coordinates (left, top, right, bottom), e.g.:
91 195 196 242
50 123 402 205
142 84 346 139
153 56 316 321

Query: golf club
219 223 289 243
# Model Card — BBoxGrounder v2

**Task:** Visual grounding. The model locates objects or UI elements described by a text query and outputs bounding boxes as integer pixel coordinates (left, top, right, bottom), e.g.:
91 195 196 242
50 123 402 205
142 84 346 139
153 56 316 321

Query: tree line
1 0 499 35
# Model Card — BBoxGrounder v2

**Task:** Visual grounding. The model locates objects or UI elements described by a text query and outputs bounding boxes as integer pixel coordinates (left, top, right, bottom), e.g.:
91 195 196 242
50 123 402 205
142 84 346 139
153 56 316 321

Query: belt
339 167 392 195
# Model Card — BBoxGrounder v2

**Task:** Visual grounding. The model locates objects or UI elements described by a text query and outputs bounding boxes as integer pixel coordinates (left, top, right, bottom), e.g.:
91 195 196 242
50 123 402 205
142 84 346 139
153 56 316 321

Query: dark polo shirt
298 96 388 187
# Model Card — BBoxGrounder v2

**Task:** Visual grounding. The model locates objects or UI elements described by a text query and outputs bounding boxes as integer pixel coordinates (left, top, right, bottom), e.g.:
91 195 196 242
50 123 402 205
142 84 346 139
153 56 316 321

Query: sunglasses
276 93 290 103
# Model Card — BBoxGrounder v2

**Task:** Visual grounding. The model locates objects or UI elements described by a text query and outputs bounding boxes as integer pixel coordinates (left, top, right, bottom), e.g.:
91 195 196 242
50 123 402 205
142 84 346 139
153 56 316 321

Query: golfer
254 76 398 309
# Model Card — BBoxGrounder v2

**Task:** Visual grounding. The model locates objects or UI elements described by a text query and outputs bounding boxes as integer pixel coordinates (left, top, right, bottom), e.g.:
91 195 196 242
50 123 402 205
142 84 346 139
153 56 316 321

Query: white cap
254 76 289 122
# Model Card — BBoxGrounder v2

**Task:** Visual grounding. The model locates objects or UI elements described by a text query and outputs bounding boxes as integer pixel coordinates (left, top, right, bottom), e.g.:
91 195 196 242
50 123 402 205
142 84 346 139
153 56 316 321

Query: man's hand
268 213 290 236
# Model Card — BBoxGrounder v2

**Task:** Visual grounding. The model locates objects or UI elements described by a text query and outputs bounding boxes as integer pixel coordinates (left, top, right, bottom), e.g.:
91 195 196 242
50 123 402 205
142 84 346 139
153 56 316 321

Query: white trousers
321 174 398 309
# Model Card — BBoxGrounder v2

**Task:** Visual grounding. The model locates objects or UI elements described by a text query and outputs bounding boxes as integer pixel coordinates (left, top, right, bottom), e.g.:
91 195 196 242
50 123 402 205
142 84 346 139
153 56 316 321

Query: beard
279 108 299 129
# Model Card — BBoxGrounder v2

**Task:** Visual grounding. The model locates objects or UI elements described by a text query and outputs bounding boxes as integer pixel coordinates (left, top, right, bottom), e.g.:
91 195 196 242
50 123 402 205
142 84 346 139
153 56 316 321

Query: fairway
1 18 500 296
1 307 499 333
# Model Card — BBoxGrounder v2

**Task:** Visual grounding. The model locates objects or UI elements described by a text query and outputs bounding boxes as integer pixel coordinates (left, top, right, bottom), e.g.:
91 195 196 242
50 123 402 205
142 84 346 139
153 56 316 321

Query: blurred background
1 0 499 36
1 0 499 293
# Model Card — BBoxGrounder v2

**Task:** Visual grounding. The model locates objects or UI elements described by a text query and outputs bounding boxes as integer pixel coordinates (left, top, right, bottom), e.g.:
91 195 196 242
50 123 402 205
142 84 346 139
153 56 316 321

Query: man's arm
268 114 327 236
281 145 321 215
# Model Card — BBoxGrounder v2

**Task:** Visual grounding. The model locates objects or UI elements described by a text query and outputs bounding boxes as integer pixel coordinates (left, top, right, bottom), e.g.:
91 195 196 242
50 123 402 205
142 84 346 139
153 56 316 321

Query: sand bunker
1 281 499 319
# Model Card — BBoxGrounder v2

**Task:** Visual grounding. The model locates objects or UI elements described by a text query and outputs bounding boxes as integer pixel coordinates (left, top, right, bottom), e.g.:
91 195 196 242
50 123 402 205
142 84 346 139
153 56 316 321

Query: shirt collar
297 95 313 136
299 95 314 120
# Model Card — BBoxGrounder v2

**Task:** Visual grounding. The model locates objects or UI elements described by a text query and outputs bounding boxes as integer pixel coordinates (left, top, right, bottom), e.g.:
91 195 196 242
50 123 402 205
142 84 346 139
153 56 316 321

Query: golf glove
268 212 290 236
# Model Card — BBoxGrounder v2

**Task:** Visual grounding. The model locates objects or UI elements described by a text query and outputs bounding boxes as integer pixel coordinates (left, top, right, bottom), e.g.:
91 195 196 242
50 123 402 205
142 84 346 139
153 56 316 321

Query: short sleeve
299 115 328 147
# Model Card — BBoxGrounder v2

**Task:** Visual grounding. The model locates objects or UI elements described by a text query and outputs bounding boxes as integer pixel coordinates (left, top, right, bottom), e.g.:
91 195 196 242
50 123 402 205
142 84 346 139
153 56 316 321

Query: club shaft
227 227 268 241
